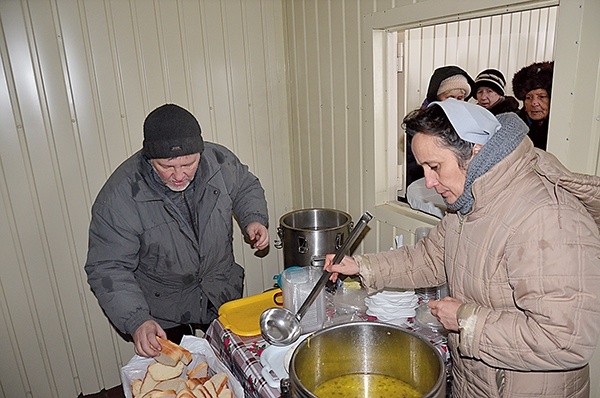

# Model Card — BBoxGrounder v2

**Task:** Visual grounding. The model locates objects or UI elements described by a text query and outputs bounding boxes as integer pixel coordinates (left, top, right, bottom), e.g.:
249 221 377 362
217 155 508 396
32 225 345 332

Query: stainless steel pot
274 208 352 268
285 321 446 398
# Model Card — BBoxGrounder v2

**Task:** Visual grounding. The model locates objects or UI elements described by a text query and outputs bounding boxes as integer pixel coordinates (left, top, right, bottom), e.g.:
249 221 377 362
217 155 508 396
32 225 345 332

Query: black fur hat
512 61 554 101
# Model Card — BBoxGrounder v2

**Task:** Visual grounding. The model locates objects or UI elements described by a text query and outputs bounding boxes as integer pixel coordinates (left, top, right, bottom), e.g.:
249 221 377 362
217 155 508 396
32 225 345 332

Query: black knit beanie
142 104 204 159
475 68 506 96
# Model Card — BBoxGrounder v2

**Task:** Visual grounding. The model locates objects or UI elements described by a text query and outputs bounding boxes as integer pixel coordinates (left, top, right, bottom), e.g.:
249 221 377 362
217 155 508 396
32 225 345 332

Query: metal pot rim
278 208 352 231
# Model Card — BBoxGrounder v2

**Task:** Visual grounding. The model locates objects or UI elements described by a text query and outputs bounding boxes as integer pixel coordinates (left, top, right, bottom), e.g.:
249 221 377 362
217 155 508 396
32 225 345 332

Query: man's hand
428 296 463 332
133 320 167 358
246 222 269 250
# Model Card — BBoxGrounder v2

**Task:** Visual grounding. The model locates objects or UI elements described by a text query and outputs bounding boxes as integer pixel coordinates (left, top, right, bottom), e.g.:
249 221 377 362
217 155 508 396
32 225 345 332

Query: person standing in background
422 65 475 106
85 103 269 357
512 61 554 150
474 68 519 115
407 65 475 187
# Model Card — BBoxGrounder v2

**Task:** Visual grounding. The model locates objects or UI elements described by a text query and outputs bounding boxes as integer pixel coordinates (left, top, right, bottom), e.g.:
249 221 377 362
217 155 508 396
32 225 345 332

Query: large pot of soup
285 321 446 398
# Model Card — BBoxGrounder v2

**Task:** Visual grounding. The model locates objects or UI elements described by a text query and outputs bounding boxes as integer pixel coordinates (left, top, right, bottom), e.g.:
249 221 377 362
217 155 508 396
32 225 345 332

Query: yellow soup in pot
312 373 421 398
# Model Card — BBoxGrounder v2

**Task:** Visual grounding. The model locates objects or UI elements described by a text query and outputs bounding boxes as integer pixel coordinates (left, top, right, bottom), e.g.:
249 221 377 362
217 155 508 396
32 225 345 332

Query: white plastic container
280 266 326 334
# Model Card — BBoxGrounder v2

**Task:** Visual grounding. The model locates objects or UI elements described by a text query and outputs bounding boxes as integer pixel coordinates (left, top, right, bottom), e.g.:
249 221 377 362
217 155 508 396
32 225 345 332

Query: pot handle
280 378 292 398
297 236 308 254
261 365 281 390
274 226 284 249
311 255 326 267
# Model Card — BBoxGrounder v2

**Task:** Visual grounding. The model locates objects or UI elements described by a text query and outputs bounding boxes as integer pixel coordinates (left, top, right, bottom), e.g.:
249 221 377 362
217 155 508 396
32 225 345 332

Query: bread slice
147 361 185 381
217 388 232 398
181 349 193 365
155 337 190 366
140 371 159 396
131 378 143 397
186 377 204 390
186 361 208 379
141 389 177 398
155 377 187 393
176 389 196 398
208 373 228 395
203 381 218 398
192 384 210 398
192 383 210 398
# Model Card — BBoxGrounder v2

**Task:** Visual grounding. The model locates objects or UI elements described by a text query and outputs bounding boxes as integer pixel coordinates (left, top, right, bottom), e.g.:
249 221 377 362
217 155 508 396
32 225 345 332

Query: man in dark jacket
85 104 269 357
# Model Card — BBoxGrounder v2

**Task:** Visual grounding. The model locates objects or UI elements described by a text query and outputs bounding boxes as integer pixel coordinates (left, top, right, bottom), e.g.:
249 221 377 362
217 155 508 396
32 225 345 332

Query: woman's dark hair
402 104 474 169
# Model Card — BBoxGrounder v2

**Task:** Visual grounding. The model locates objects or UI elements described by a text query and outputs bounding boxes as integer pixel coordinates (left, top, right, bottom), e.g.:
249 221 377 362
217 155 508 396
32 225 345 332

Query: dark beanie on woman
142 104 204 159
475 69 506 96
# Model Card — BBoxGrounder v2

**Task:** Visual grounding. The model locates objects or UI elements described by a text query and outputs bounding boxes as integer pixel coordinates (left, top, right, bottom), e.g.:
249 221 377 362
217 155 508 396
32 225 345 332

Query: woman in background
422 65 475 106
512 61 554 150
474 68 519 115
407 65 475 187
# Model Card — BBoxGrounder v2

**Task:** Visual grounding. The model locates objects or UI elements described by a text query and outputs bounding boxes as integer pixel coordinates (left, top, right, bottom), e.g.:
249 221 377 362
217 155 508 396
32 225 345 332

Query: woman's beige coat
356 137 600 397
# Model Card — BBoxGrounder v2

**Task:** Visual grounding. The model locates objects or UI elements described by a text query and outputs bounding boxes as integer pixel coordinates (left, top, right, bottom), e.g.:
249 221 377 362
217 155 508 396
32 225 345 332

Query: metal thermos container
274 208 352 268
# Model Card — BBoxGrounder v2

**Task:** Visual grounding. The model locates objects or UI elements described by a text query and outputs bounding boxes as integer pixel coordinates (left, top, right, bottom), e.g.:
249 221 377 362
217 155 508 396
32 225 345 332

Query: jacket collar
469 136 536 214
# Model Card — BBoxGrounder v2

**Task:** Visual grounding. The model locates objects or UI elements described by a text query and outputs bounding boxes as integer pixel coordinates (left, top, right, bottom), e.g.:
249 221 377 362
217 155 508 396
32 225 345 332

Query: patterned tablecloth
206 318 279 398
205 315 450 398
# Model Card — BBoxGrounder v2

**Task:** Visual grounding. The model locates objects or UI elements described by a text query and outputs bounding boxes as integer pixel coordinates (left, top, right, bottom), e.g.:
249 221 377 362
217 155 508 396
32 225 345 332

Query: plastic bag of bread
120 335 243 398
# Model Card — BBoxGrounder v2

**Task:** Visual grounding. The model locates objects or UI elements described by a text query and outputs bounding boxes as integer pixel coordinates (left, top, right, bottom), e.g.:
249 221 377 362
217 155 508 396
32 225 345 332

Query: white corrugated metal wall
0 0 290 396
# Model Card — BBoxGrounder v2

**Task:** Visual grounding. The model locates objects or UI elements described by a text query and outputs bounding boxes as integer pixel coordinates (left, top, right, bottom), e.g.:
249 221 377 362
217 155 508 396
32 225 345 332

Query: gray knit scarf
446 112 529 215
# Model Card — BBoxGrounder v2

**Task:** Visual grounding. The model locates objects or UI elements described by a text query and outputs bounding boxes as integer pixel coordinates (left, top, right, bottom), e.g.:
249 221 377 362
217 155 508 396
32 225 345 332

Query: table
205 315 450 398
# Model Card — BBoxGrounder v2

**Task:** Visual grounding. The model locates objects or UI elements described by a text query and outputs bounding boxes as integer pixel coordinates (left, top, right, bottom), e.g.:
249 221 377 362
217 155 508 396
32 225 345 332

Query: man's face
151 153 200 192
524 88 550 121
412 133 478 205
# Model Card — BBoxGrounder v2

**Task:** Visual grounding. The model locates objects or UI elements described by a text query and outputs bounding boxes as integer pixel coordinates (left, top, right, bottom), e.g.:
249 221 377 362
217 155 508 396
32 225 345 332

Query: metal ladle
260 211 373 346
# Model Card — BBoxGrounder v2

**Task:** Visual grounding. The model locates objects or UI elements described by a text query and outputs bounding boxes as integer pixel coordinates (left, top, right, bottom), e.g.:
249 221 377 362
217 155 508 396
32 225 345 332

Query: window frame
362 0 559 224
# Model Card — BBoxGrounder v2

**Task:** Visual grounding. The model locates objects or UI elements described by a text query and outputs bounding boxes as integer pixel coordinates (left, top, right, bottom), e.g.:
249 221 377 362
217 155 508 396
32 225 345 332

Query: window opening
392 7 557 210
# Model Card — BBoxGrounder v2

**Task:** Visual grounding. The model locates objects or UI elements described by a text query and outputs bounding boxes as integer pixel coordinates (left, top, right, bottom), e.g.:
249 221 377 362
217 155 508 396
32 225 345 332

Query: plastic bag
120 335 244 398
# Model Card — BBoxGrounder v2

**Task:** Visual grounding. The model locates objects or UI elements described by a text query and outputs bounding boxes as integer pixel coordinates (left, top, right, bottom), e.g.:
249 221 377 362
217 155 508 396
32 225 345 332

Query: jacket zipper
450 212 466 288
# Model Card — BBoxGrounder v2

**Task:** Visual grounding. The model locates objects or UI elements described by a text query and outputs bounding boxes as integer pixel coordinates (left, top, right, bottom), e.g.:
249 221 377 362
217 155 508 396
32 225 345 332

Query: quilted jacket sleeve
217 145 269 231
355 218 447 295
85 201 152 335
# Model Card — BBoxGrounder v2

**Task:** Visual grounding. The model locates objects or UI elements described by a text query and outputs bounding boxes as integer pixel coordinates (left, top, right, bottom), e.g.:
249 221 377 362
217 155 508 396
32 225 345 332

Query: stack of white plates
364 290 419 326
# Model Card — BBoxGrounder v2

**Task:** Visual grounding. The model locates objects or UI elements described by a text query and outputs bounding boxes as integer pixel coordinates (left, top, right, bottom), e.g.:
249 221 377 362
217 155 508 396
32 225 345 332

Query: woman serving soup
325 99 600 397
